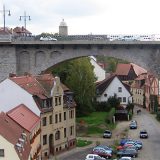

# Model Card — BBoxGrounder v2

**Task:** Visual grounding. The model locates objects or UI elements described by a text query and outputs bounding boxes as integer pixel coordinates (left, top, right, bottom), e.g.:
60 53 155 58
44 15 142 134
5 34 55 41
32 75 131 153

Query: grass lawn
76 139 92 147
77 112 116 136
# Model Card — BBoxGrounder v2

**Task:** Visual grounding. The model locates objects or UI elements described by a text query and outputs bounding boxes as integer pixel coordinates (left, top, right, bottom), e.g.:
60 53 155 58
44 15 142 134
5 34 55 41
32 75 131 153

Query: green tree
126 103 134 114
107 94 120 109
65 57 96 116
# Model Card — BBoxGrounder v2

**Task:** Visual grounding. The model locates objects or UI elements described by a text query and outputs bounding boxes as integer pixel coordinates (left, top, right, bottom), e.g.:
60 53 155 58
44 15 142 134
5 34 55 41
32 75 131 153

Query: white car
40 36 57 41
85 154 106 160
119 157 133 160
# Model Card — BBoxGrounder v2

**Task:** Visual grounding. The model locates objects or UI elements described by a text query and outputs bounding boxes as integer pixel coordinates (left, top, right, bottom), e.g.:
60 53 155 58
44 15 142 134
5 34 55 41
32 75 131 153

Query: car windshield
104 131 111 133
140 131 147 134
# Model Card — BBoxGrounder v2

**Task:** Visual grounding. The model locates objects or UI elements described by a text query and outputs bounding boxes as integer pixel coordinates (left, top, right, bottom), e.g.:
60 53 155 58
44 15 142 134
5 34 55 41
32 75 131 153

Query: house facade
0 112 31 160
90 56 106 82
96 75 132 107
7 104 41 160
130 75 145 107
0 74 76 159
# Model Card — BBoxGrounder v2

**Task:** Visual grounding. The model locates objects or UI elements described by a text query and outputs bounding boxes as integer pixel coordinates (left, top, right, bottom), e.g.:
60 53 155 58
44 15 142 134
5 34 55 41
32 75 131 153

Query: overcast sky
1 0 160 35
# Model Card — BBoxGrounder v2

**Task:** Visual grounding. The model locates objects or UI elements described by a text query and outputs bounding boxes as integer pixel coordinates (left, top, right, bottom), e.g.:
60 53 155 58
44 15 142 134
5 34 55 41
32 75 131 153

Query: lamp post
0 5 11 31
19 11 31 36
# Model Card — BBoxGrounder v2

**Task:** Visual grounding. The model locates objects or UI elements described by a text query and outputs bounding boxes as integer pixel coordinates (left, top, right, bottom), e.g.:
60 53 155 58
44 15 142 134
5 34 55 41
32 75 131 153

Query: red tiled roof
115 63 131 75
0 112 31 160
7 104 40 132
13 26 31 34
10 75 49 98
10 74 70 97
131 63 147 76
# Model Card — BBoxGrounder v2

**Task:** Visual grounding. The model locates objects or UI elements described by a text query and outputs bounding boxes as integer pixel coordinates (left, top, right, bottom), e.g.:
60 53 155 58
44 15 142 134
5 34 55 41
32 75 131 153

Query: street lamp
0 5 11 31
19 11 31 36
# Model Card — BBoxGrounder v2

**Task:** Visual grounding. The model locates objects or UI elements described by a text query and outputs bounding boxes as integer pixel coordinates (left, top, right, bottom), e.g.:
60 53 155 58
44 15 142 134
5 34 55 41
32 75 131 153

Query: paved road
52 107 160 160
128 107 160 160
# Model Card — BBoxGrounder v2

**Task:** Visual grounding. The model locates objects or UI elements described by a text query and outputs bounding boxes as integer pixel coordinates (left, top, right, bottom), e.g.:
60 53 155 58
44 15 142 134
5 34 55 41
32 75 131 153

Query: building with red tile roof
0 73 76 159
7 104 41 160
7 104 40 132
115 63 137 81
0 112 31 160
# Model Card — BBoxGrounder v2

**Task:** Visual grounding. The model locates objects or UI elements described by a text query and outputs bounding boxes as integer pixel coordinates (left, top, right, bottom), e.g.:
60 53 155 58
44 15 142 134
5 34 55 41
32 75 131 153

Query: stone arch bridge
1 40 160 81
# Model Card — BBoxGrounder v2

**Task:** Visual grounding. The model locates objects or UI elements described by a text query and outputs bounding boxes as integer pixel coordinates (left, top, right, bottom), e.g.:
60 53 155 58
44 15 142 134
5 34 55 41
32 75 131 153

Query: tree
65 57 96 116
126 102 134 114
107 94 120 109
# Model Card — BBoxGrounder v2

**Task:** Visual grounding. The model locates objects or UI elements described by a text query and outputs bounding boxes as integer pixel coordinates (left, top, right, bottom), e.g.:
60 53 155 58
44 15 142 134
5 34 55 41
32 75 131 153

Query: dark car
117 149 138 158
92 148 112 159
103 130 112 138
140 130 148 138
120 138 142 146
129 122 137 129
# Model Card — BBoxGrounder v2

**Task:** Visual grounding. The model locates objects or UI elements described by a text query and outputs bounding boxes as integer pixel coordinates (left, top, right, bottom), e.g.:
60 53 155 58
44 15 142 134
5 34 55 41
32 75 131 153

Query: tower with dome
59 19 68 36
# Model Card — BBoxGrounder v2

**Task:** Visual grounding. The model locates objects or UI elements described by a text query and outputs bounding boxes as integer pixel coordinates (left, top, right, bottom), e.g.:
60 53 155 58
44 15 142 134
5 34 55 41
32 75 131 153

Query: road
54 107 160 160
128 107 160 160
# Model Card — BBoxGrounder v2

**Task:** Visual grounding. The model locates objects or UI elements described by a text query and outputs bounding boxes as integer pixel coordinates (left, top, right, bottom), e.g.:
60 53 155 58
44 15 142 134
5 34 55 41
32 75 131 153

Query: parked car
92 148 112 159
117 144 138 151
140 129 148 138
124 141 142 150
131 120 137 124
119 157 133 160
94 145 113 153
120 138 142 146
117 149 138 158
40 36 57 41
103 130 112 138
129 122 137 129
85 154 106 160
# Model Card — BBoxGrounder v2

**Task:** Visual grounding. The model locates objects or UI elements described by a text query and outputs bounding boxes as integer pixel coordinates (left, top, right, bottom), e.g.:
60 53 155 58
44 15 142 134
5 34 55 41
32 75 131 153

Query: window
55 131 60 140
118 97 122 102
59 113 61 122
42 117 47 126
55 97 58 106
43 135 47 145
49 115 52 124
55 114 58 123
118 87 122 92
0 149 4 157
59 96 61 105
104 93 107 97
64 128 66 138
123 97 126 102
64 112 66 120
70 126 74 136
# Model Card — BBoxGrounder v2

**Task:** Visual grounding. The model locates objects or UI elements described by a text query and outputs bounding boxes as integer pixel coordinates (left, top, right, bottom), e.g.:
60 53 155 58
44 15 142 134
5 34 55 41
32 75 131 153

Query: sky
1 0 160 35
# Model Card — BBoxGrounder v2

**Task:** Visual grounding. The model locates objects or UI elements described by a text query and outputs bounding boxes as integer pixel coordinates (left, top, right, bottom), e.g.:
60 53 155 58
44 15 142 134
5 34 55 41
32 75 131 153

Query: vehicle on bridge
40 36 57 41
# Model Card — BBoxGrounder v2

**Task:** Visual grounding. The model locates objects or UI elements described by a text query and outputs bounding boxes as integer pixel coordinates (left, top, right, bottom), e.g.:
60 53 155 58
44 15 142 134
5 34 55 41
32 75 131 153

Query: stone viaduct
1 39 160 81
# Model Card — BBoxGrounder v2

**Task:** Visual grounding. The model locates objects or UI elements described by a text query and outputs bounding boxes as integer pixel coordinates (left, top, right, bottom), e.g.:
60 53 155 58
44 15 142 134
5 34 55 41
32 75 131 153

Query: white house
90 56 106 82
0 78 40 116
96 75 132 106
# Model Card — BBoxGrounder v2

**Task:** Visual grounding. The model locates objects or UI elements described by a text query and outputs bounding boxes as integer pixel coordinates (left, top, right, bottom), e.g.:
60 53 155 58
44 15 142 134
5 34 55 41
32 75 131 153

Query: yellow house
40 76 76 159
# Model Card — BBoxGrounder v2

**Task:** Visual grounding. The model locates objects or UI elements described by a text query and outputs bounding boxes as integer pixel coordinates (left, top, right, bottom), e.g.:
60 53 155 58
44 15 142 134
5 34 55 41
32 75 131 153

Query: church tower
59 19 68 36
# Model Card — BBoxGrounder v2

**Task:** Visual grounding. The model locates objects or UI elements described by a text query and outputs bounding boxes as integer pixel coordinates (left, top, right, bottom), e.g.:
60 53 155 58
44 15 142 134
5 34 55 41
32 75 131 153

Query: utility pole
0 5 11 31
19 11 31 36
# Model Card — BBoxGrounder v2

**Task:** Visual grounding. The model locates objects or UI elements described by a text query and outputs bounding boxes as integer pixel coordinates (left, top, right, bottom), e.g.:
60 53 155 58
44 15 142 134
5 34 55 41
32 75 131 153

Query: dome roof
60 19 67 27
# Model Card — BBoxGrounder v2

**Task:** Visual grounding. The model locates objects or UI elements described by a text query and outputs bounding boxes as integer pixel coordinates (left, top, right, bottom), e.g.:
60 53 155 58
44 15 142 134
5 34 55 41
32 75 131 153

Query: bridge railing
0 35 12 42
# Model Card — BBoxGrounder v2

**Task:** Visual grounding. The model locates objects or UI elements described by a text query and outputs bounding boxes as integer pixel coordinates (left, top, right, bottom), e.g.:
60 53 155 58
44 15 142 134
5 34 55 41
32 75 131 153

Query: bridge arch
1 41 160 81
17 44 160 77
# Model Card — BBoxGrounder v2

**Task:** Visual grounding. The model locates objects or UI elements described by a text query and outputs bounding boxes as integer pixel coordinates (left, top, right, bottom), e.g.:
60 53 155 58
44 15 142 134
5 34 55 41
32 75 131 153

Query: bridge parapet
0 35 12 42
